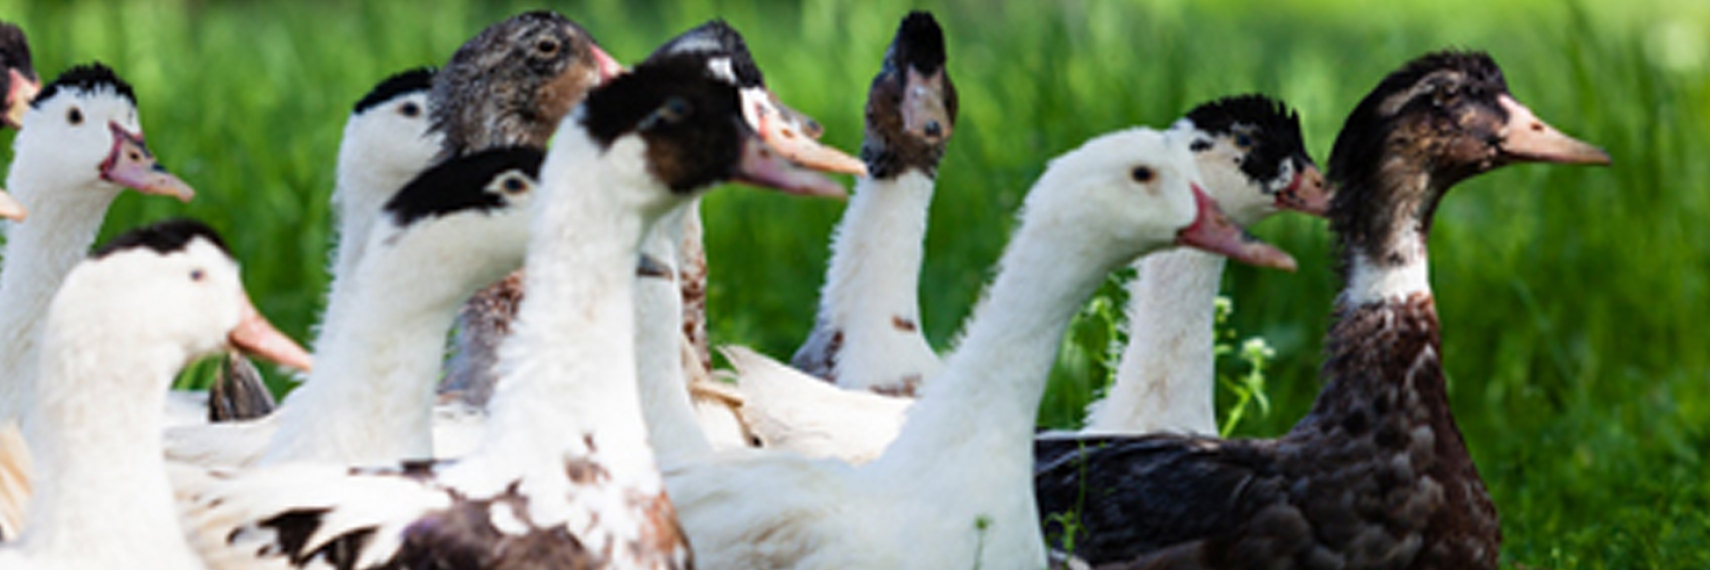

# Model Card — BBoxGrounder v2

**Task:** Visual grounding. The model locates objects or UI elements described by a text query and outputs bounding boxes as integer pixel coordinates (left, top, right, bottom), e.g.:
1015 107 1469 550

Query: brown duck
1033 50 1610 570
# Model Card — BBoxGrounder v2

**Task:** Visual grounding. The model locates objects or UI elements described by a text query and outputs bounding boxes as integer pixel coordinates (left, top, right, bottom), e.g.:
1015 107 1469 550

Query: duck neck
262 247 468 465
25 325 202 566
328 153 414 304
636 202 712 463
803 170 939 392
1085 249 1225 435
463 134 660 491
0 174 121 424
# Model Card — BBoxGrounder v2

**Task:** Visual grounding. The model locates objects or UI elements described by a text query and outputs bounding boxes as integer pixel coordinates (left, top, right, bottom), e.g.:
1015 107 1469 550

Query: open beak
3 68 39 129
740 86 867 177
1496 95 1611 166
734 130 847 199
0 190 25 221
228 296 314 374
902 66 953 145
1273 161 1330 217
590 44 627 83
1176 184 1297 271
99 122 195 202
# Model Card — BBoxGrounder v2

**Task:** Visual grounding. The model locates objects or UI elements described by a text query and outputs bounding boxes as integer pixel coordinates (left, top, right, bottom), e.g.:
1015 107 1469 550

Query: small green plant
1212 296 1276 437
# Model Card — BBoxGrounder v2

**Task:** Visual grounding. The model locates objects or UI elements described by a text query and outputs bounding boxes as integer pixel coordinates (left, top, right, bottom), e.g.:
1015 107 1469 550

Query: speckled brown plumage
1035 50 1607 570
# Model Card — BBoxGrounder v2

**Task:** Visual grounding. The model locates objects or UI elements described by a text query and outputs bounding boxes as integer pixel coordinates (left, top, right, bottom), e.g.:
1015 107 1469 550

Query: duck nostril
1530 122 1544 132
924 120 942 138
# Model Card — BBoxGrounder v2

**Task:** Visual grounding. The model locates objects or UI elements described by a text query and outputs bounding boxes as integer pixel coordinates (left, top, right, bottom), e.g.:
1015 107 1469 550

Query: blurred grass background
0 0 1705 567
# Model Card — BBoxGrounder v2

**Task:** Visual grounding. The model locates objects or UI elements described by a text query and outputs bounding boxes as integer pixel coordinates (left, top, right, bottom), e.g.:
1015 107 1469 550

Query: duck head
571 55 844 218
430 11 624 158
376 146 543 292
863 11 957 180
80 220 312 373
0 21 39 130
1328 50 1609 267
1169 94 1326 225
344 67 439 185
646 19 867 177
14 63 195 205
1026 128 1295 272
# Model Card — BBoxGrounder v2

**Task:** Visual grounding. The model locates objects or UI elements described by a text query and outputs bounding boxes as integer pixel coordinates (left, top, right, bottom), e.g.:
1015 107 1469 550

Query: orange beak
227 296 314 374
1496 95 1611 166
1176 184 1297 272
740 86 867 178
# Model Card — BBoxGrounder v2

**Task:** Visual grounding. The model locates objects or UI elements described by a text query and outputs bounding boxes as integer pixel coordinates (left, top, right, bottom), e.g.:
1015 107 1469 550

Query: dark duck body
1033 51 1610 570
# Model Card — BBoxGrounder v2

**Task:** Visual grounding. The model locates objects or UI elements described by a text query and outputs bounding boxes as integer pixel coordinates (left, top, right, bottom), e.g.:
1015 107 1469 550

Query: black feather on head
1183 94 1311 184
33 62 136 108
646 20 765 88
891 11 947 76
581 57 746 194
354 67 435 115
0 21 36 81
1328 50 1507 190
384 146 545 227
94 219 230 259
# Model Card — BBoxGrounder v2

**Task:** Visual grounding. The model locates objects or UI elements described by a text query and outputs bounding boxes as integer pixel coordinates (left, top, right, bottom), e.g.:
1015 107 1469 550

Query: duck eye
1233 133 1254 149
399 102 420 118
536 39 560 56
1131 166 1155 183
502 176 527 194
190 269 205 282
67 107 82 125
1189 139 1213 152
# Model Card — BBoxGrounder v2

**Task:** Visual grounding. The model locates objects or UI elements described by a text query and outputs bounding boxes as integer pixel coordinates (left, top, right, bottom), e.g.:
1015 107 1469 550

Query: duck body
1033 51 1612 569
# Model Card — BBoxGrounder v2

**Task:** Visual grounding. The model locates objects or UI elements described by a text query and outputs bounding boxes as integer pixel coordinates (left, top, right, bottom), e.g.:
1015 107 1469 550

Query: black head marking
0 21 36 83
646 19 765 88
353 67 434 115
33 62 136 109
1183 94 1311 186
384 146 544 227
93 218 231 259
581 57 746 194
1329 50 1509 192
863 11 958 179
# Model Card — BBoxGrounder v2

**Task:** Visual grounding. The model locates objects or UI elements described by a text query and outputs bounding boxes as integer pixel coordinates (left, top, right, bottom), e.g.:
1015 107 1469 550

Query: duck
0 63 199 539
789 11 955 397
444 18 867 411
727 92 1322 463
1032 50 1611 569
166 67 442 428
1077 94 1327 437
0 21 39 221
162 147 544 470
0 219 311 569
180 55 843 570
664 123 1295 569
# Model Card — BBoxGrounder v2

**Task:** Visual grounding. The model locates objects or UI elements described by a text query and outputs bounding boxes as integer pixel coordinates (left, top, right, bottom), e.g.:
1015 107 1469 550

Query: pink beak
99 122 195 202
1176 184 1297 271
228 296 314 374
733 132 847 199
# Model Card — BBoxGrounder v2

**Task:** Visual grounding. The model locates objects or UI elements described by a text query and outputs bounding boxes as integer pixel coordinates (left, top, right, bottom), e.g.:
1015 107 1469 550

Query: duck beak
740 86 868 177
228 296 314 374
3 68 39 129
590 44 627 83
99 122 195 202
1176 184 1297 271
1496 95 1611 166
901 66 953 145
734 131 847 199
1274 161 1330 217
0 190 25 221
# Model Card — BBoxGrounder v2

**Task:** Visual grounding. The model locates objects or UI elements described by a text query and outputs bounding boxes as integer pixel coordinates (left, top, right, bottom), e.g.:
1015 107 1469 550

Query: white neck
24 325 204 567
1083 249 1224 435
871 214 1126 566
0 171 121 424
1344 239 1431 306
635 201 713 463
326 164 413 320
812 171 941 391
452 134 661 495
261 246 470 465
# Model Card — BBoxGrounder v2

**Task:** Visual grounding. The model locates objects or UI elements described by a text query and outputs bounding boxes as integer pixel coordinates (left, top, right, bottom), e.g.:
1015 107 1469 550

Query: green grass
1 0 1706 567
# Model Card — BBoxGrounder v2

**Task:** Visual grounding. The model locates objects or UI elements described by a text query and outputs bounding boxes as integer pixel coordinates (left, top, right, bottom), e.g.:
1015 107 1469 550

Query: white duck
163 67 442 428
664 127 1294 570
729 94 1325 463
0 63 197 539
179 57 842 570
0 220 311 569
163 147 541 469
